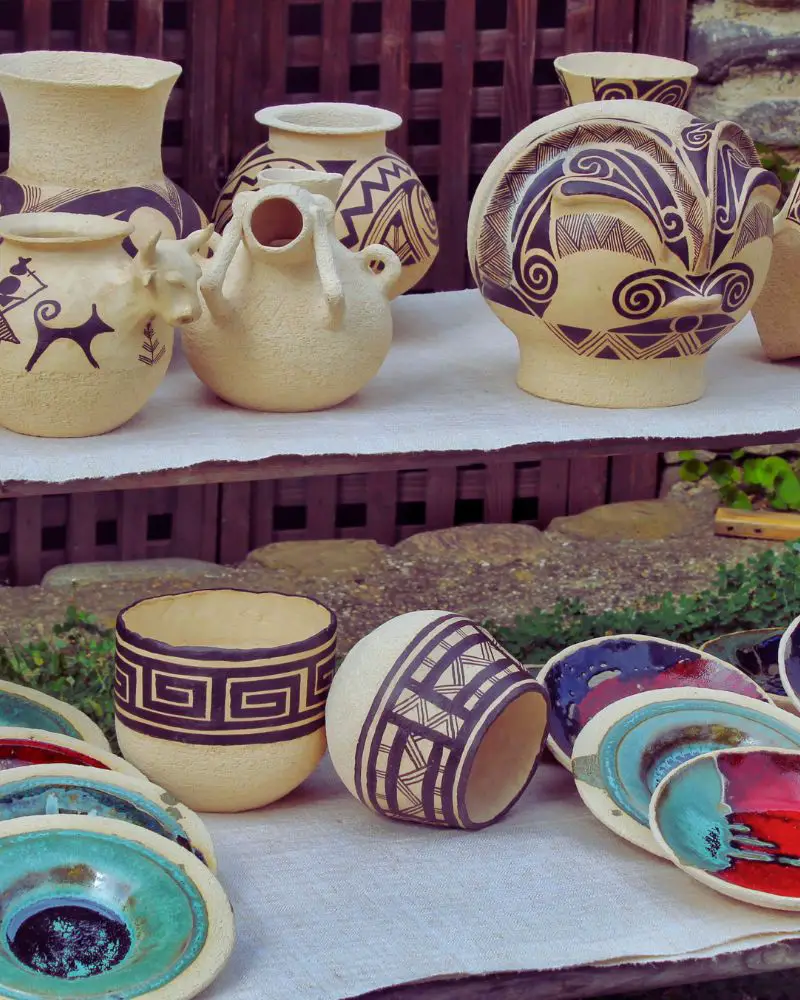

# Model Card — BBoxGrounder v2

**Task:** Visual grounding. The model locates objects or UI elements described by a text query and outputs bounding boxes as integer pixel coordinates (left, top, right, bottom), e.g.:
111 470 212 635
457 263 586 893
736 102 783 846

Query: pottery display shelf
1 290 800 499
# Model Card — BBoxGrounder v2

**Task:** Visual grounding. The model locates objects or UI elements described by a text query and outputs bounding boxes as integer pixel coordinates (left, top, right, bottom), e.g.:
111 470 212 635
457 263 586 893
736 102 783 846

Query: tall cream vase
0 50 206 252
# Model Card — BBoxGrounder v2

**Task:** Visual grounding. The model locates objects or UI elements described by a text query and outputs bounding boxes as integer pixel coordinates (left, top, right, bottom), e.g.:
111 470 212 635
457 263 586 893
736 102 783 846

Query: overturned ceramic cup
326 611 550 830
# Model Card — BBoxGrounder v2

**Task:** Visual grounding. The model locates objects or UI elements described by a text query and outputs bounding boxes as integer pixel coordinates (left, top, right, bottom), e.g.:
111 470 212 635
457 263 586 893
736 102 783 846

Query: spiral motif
570 152 616 179
704 264 754 314
682 120 715 151
612 273 673 320
413 181 439 245
592 79 637 101
644 79 691 108
517 251 558 305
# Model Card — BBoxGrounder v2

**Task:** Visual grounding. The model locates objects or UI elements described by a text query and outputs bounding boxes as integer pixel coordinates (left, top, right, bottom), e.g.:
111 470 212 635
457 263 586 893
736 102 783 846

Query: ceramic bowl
701 628 794 711
539 635 770 769
0 814 234 999
572 688 800 857
326 610 550 829
553 51 698 107
0 764 217 870
115 589 336 812
0 679 109 749
0 727 146 778
779 614 800 715
650 747 800 911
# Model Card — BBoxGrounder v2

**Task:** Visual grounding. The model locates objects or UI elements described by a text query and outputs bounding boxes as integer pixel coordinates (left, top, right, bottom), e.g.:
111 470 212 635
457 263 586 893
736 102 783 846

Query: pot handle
358 245 403 299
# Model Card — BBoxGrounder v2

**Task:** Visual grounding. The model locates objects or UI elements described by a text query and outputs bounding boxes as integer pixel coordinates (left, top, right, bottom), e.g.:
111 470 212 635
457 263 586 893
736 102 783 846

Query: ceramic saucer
539 635 770 768
0 727 147 779
0 680 109 749
651 747 800 911
701 629 794 712
0 814 234 999
0 764 217 871
779 614 800 715
571 688 800 857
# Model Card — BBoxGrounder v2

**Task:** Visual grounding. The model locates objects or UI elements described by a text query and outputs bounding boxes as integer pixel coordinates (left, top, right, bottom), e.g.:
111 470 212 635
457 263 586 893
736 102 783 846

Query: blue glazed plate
701 629 794 712
0 681 109 750
779 615 800 715
0 814 234 1000
0 765 217 872
571 688 800 857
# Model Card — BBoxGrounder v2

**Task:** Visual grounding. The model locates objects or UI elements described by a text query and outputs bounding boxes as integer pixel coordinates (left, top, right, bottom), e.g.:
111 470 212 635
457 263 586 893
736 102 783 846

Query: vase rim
255 102 402 135
0 50 181 91
0 213 133 246
554 51 698 80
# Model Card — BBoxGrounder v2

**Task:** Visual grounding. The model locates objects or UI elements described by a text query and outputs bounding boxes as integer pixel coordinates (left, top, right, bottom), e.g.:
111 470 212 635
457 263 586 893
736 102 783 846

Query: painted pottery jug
0 50 206 253
468 99 781 408
753 173 800 360
325 610 550 830
212 102 438 296
554 52 698 108
0 213 212 437
114 590 337 812
183 178 402 412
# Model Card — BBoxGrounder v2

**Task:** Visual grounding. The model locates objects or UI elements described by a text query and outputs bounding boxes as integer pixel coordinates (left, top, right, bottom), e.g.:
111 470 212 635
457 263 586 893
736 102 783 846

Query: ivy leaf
680 458 708 482
776 469 800 510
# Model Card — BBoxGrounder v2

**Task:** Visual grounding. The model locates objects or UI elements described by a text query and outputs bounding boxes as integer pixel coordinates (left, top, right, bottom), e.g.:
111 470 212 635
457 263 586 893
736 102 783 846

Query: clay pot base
571 688 800 857
0 727 146 779
0 679 109 749
650 748 800 911
0 814 233 1000
0 764 217 871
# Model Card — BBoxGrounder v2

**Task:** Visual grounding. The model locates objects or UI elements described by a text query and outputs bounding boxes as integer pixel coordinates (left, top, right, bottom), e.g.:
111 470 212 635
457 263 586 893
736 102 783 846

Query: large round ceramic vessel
0 50 206 253
0 213 209 438
212 102 439 297
114 590 337 812
326 611 550 830
554 51 698 108
468 100 781 408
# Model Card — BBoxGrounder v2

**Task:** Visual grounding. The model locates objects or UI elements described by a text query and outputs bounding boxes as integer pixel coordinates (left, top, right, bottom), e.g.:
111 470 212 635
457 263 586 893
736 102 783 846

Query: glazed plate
0 765 217 871
651 747 800 911
0 727 147 780
0 680 109 750
571 688 800 857
539 635 770 768
701 629 794 711
779 614 800 715
0 814 234 1000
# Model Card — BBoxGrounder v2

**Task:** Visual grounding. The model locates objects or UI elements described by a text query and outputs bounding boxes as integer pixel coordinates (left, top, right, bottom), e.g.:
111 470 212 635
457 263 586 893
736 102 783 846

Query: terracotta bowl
650 747 800 911
326 611 550 830
0 814 233 999
554 51 698 107
701 628 795 712
0 726 146 778
0 679 109 749
114 589 336 812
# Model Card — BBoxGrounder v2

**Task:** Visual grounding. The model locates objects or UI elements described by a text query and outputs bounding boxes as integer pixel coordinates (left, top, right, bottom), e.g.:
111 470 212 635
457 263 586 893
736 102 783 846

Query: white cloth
201 758 800 999
0 292 796 486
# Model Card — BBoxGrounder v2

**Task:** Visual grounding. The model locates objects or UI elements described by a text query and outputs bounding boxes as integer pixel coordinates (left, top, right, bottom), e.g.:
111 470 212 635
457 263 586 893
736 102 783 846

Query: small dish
0 813 234 999
571 688 800 857
539 635 770 768
0 764 217 870
0 727 147 779
0 680 109 749
701 629 794 712
651 747 800 911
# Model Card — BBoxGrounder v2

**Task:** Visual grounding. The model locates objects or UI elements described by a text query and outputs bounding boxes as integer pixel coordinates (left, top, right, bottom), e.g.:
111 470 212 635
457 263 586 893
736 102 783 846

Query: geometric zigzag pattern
549 318 731 361
555 213 655 264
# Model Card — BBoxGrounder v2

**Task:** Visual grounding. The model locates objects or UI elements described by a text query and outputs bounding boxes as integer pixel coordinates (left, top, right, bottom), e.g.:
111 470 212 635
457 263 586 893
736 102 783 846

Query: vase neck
1 79 172 188
267 127 388 162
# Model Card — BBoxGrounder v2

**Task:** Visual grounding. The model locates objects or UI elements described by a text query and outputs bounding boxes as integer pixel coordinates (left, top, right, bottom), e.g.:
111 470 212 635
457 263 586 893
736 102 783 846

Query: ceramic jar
212 102 439 296
468 99 781 408
325 611 550 830
0 50 206 254
753 174 800 360
183 178 401 412
114 590 337 812
554 52 698 108
0 213 211 437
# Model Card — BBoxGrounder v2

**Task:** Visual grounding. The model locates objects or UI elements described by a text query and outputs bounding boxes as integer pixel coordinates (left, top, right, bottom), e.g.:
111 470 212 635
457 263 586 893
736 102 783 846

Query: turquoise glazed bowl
0 681 109 750
0 814 234 999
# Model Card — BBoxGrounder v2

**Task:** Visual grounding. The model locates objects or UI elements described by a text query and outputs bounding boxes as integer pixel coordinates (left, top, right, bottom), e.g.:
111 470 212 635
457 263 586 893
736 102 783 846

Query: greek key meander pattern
354 615 541 828
114 638 335 745
476 116 780 362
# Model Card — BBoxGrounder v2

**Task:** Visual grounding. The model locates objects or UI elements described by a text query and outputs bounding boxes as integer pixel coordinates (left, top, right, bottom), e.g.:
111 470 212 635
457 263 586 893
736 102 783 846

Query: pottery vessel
0 726 147 778
554 52 698 108
0 814 233 999
778 612 800 713
0 51 206 253
753 173 800 360
0 678 109 748
183 180 401 412
212 102 439 296
0 213 211 437
326 611 550 830
651 747 800 911
571 688 800 857
468 100 781 408
539 634 771 769
114 589 337 812
701 628 795 712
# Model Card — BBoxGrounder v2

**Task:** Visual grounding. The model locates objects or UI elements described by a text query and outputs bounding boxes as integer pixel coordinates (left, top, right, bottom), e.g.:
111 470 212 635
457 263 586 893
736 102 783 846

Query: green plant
485 544 800 663
756 142 799 204
679 449 800 511
0 605 116 745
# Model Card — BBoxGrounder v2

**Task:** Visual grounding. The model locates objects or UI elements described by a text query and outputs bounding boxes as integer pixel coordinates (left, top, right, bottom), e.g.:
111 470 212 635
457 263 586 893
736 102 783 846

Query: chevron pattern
734 202 773 255
555 213 655 263
550 316 731 360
